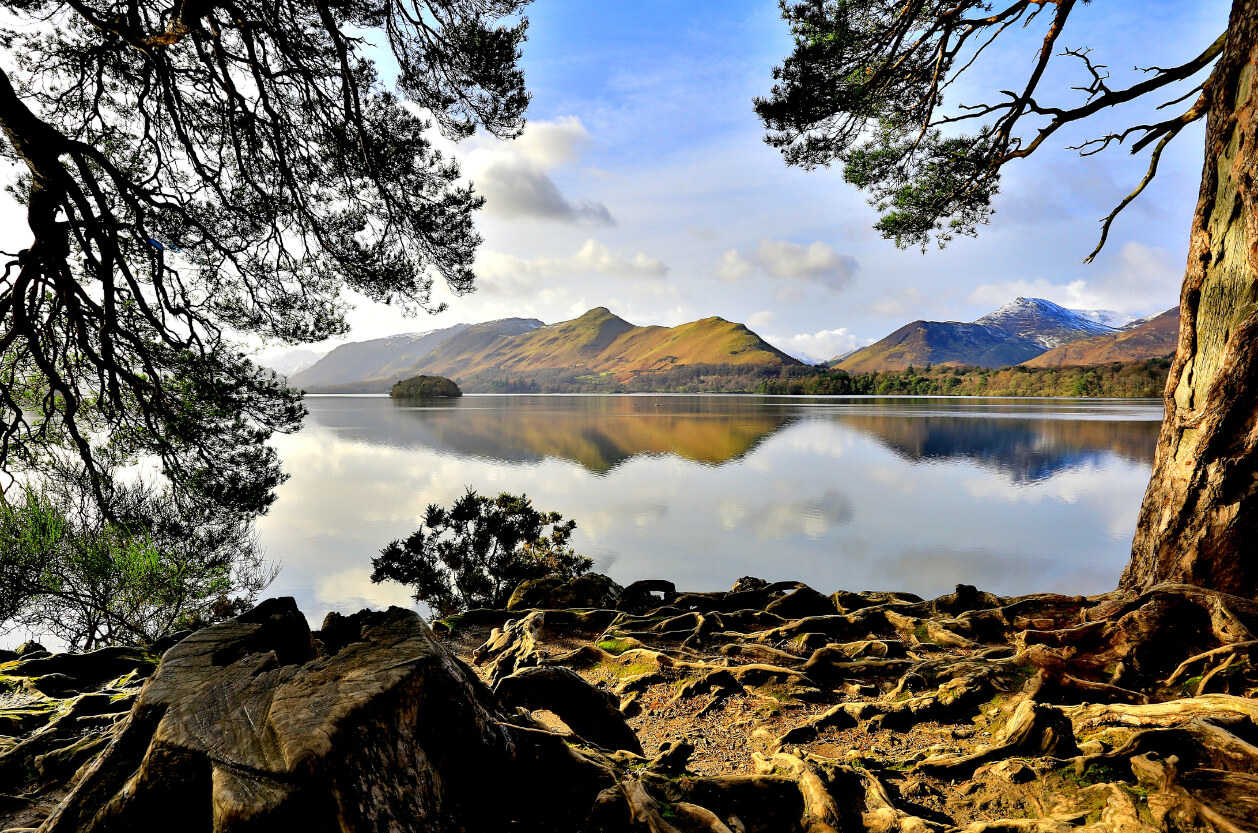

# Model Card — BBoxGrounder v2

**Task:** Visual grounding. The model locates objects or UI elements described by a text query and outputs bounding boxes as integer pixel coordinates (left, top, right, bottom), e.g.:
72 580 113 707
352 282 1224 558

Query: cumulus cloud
766 328 873 364
463 117 614 225
717 239 858 292
477 239 669 295
968 241 1181 315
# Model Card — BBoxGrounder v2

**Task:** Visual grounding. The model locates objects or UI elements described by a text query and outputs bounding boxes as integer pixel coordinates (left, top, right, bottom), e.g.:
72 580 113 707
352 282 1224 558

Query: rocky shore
2 576 1256 832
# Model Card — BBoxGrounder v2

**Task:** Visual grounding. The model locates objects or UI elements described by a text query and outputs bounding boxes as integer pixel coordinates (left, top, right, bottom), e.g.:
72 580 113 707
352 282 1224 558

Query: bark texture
1124 0 1258 598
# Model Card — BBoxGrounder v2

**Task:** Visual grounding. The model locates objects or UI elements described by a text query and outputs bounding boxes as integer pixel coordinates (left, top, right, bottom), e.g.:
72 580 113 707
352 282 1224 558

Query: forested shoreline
460 358 1172 397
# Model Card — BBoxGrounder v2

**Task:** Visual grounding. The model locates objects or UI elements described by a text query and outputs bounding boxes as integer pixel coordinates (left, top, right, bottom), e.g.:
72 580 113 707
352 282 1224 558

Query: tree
371 488 591 617
0 0 530 519
0 467 274 649
756 0 1258 598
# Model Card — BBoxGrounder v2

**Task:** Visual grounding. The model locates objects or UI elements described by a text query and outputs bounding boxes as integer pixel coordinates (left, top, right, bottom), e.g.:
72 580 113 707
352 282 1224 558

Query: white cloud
717 239 858 292
968 242 1181 315
746 310 775 329
766 327 873 364
869 288 924 318
477 239 669 296
463 117 614 225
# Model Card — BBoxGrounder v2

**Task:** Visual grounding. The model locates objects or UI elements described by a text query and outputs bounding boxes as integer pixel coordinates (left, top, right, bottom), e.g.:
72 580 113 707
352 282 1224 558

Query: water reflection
261 395 1164 625
305 395 1159 483
309 395 796 473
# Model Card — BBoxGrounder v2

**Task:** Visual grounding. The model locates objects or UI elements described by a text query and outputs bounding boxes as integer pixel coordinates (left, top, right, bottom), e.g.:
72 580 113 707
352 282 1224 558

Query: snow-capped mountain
974 297 1119 349
837 297 1146 371
1069 308 1137 329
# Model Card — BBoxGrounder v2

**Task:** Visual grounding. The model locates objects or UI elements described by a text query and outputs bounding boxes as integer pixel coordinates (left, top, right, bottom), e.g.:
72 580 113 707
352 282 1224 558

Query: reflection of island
302 395 1161 482
304 396 796 474
830 412 1159 483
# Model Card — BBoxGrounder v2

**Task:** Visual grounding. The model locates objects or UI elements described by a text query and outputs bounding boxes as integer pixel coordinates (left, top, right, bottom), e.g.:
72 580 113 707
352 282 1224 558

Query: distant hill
293 307 800 393
835 297 1124 371
258 347 330 377
835 321 1046 372
289 319 540 391
1022 307 1179 367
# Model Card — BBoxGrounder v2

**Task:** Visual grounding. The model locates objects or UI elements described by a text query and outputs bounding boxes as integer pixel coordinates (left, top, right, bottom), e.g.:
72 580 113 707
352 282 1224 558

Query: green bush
0 476 274 650
371 488 591 617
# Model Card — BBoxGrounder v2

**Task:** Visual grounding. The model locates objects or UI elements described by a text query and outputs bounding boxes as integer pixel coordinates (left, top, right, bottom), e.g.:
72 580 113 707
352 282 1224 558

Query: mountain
289 319 539 391
292 307 800 393
835 297 1125 371
1022 307 1179 368
1069 308 1137 329
835 321 1046 372
974 298 1118 349
259 347 330 377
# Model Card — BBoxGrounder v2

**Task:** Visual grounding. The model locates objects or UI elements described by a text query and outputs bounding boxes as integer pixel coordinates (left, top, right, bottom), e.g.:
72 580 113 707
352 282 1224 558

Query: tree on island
0 0 530 520
391 375 463 398
757 0 1258 599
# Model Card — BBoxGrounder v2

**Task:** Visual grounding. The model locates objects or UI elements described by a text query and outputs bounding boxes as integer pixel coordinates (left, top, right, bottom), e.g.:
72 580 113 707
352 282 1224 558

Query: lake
259 394 1163 624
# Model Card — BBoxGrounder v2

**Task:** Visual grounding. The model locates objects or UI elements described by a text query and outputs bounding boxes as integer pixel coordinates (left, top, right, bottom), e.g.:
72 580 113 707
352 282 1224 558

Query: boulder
615 580 676 613
495 666 643 755
764 585 837 619
15 641 45 657
730 576 768 593
508 573 623 611
39 597 608 833
11 646 156 689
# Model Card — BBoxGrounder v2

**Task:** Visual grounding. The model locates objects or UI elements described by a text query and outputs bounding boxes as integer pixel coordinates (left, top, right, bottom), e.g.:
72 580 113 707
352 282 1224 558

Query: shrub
0 474 275 650
371 488 591 617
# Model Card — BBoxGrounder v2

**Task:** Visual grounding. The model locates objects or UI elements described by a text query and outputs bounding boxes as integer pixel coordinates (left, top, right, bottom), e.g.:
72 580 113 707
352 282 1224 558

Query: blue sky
316 0 1228 362
0 0 1226 364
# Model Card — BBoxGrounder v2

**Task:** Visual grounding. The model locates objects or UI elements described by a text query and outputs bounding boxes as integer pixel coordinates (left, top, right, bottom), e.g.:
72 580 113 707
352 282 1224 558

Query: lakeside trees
0 0 533 642
758 0 1258 598
0 0 530 519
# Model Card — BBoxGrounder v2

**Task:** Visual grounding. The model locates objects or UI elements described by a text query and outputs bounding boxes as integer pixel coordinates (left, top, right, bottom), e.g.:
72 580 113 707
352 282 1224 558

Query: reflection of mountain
304 396 796 474
831 411 1159 483
301 396 1160 482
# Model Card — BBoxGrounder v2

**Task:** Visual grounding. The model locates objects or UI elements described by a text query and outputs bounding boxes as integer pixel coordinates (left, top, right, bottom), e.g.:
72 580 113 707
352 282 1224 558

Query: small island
390 374 462 398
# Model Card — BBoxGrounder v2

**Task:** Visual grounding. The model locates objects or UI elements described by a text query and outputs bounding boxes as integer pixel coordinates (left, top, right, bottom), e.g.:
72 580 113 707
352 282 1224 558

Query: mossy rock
389 375 462 398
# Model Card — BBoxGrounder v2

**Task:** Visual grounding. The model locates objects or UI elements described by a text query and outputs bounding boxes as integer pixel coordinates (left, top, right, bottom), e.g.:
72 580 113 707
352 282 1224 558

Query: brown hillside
1021 307 1179 367
407 307 801 383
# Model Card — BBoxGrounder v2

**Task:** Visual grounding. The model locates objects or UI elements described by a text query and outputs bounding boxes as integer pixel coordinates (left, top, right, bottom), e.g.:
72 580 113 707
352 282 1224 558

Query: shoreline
3 577 1254 831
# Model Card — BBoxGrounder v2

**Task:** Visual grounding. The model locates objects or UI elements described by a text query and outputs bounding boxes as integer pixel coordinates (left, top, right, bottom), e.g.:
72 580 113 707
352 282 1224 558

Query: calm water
259 395 1163 624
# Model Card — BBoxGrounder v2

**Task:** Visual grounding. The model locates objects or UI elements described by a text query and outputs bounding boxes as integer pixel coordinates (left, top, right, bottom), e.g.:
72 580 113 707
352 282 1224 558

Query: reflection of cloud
872 546 1116 597
717 239 857 292
315 568 416 614
717 489 854 541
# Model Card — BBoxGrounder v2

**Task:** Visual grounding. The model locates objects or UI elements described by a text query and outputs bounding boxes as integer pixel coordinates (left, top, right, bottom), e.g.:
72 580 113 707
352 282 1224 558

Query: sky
303 0 1226 364
1 1 1231 365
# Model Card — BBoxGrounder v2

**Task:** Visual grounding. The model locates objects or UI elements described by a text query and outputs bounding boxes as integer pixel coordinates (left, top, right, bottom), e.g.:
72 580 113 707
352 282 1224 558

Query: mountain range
263 298 1181 392
834 298 1177 372
283 307 800 393
1022 307 1180 367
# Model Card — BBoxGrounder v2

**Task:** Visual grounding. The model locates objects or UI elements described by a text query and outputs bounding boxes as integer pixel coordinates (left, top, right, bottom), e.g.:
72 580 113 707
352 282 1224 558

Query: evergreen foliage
0 472 274 650
0 0 531 517
390 375 463 398
371 489 590 617
757 359 1171 398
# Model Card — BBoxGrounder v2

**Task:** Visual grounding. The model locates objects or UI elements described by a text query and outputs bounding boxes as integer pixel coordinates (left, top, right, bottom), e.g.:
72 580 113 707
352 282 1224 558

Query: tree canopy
0 0 530 517
755 0 1222 256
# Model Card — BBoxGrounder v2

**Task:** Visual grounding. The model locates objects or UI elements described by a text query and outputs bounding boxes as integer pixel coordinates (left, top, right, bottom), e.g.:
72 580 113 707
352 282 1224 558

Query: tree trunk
1123 0 1258 598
